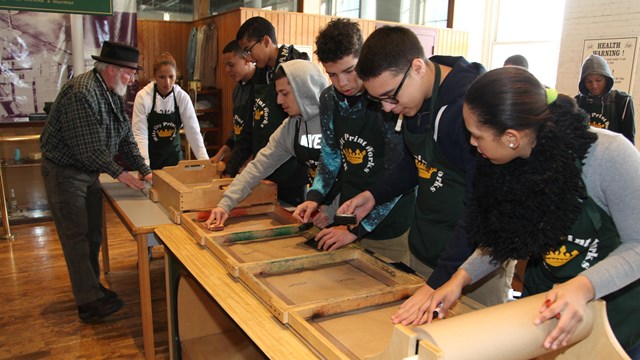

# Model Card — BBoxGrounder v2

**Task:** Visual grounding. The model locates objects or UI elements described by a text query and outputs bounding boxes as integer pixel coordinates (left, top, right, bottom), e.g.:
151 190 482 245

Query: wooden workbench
100 174 174 360
156 224 319 359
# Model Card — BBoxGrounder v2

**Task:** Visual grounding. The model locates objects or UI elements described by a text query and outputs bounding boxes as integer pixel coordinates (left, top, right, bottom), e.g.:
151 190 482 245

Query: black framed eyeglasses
242 37 263 58
366 63 412 105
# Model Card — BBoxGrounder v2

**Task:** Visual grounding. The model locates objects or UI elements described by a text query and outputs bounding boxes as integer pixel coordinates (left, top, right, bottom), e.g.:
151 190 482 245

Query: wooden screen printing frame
287 296 484 360
181 203 294 245
238 249 425 324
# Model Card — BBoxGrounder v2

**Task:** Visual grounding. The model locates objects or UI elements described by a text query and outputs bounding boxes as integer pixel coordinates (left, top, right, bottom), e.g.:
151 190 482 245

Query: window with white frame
322 0 451 27
490 0 566 87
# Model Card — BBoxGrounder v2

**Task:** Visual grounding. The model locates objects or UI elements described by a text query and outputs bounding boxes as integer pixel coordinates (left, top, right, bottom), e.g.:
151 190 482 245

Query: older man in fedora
40 41 152 322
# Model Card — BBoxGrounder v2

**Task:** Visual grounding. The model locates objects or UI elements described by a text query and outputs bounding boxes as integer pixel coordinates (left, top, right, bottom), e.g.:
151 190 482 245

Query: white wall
556 0 640 144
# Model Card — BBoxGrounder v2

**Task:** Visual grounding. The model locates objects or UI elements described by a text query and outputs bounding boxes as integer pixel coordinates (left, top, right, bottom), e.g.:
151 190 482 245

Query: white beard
113 75 128 96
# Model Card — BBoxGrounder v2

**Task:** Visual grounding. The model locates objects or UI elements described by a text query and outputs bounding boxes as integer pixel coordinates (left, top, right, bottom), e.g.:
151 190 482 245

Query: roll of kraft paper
403 292 627 360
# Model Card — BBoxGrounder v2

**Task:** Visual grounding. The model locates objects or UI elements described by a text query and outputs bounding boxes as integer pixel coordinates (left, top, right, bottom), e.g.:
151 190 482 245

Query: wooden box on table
149 159 277 224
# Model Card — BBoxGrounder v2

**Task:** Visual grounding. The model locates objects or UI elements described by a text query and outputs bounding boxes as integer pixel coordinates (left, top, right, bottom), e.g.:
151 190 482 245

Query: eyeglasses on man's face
366 63 412 105
117 66 137 81
242 37 263 58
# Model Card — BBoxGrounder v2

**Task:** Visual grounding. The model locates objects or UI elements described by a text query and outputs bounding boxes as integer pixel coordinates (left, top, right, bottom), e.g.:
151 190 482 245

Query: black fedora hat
91 41 143 70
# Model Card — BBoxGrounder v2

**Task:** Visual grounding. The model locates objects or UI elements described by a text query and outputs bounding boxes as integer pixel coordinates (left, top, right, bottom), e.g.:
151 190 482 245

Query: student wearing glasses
338 26 515 321
293 19 415 264
227 16 311 206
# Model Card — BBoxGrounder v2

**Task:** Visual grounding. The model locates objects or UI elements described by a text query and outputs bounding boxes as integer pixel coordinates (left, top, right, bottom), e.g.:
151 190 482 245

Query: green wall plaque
0 0 113 15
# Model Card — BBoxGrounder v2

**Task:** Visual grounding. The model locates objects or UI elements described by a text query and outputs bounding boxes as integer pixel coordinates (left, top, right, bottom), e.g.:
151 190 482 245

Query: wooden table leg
137 233 155 360
164 241 181 360
101 196 111 274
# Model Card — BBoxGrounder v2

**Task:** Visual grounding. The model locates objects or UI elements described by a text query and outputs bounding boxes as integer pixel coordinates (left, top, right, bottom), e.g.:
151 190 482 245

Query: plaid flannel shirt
40 69 151 178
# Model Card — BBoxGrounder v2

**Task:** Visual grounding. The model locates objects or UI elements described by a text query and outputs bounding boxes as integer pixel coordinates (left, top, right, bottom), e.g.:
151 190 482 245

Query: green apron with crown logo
147 86 182 170
334 101 413 240
404 64 467 266
523 190 640 351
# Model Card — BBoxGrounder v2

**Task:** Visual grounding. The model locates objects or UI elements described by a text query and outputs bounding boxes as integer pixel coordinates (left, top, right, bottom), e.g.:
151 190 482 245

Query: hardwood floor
0 206 169 359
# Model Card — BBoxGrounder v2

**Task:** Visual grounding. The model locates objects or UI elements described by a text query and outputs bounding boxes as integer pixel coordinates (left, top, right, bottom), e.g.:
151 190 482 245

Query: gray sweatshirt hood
277 60 329 122
579 54 614 96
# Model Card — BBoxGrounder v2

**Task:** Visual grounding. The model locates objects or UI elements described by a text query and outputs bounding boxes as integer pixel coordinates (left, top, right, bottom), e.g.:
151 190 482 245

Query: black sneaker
78 296 124 322
99 284 118 299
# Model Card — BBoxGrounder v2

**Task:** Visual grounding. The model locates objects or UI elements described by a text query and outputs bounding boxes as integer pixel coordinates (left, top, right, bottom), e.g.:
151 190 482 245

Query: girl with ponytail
420 67 640 357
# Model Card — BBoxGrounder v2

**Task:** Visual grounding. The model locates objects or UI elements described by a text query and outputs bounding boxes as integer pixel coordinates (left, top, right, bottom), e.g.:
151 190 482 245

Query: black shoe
78 296 124 322
99 284 118 299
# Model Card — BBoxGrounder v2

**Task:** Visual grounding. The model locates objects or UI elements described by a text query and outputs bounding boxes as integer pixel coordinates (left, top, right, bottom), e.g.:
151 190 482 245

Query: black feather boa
466 107 597 264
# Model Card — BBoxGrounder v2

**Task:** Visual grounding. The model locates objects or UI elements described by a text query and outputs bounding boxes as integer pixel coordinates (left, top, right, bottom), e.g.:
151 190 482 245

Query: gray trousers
41 159 104 305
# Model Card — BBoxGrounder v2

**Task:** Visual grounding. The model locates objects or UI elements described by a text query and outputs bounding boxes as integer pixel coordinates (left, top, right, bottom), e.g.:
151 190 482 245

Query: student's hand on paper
205 207 229 229
534 275 594 350
391 284 436 325
292 201 319 224
337 191 375 223
315 226 357 251
422 269 471 324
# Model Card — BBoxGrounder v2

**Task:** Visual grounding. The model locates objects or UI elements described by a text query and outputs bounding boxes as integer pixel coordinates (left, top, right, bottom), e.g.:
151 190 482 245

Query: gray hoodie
578 54 614 96
218 60 329 212
576 54 635 144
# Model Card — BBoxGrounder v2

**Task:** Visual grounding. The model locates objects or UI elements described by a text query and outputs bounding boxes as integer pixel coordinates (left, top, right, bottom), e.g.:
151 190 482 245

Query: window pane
137 0 194 21
325 0 450 27
422 0 448 26
336 0 360 18
211 0 244 15
491 42 562 88
210 0 296 16
496 0 565 42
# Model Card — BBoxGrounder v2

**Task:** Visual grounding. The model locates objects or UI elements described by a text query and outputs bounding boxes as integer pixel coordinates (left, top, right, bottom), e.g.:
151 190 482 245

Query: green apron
404 64 467 266
232 81 253 141
523 191 640 350
334 102 413 240
252 74 305 186
293 119 320 183
147 86 183 170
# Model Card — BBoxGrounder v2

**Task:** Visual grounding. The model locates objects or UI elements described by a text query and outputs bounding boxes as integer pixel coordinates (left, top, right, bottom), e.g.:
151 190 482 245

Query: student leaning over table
227 16 311 206
40 41 151 322
205 60 332 229
293 18 416 264
337 26 515 315
424 67 640 358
